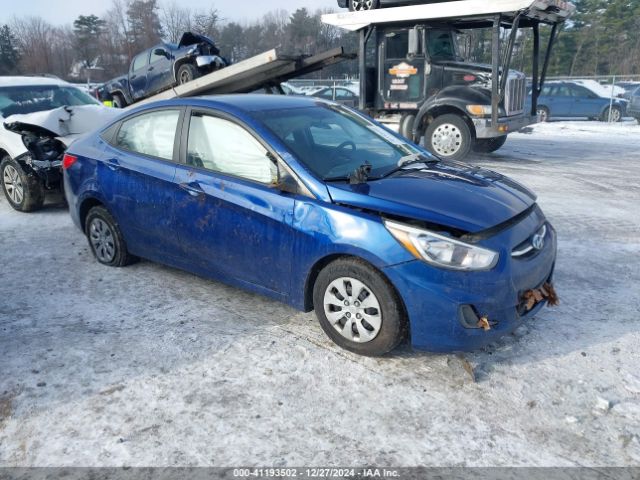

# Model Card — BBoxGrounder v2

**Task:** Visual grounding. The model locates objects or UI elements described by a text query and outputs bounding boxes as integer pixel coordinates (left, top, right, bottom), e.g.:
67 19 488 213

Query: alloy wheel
608 107 621 122
537 108 549 122
431 123 462 156
3 165 24 205
351 0 374 10
89 218 116 263
323 277 382 343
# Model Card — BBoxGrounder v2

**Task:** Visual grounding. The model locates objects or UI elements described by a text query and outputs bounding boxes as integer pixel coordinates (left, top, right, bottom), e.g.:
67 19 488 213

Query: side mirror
408 28 420 57
153 48 169 58
277 167 299 195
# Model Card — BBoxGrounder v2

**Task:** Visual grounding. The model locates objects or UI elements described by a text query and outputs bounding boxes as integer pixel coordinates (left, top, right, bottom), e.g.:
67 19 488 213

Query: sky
0 0 338 26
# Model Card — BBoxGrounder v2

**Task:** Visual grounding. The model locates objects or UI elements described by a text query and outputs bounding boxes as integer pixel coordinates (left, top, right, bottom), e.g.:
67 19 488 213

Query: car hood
326 161 537 233
178 31 216 48
3 105 120 146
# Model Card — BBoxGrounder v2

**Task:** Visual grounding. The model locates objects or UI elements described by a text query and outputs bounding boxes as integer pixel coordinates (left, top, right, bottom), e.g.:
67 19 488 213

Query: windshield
0 85 100 117
255 105 431 180
427 29 458 60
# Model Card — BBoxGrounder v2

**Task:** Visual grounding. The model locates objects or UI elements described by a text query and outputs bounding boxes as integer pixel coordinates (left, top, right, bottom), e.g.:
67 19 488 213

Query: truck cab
322 0 575 160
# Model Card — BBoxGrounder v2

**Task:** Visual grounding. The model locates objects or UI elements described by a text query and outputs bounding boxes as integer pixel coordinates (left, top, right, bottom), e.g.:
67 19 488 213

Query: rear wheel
601 105 622 122
313 258 407 356
537 106 550 122
177 63 200 85
424 114 472 161
112 93 127 108
85 206 135 267
349 0 379 10
473 135 508 154
1 156 44 212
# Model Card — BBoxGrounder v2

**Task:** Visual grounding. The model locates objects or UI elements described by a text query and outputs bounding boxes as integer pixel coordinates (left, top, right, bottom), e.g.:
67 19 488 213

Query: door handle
105 158 120 171
148 66 154 71
130 74 137 80
179 182 204 197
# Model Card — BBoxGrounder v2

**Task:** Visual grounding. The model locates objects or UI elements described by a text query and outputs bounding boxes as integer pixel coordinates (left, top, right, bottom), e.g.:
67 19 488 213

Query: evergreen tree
0 24 20 75
73 14 106 68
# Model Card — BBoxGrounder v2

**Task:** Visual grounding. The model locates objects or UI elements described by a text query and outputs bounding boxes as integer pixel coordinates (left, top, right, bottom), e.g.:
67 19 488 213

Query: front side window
186 113 276 184
386 31 409 59
115 110 180 160
132 53 148 71
151 48 168 63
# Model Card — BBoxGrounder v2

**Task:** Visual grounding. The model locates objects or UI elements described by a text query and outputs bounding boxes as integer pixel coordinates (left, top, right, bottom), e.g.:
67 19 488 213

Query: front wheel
177 63 200 85
424 114 473 161
313 258 407 356
473 135 508 154
1 156 44 212
112 93 127 109
537 106 550 122
349 0 379 10
601 106 622 122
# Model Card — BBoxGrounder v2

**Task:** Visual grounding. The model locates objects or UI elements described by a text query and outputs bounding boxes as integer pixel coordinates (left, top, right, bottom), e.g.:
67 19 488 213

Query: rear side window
115 110 180 160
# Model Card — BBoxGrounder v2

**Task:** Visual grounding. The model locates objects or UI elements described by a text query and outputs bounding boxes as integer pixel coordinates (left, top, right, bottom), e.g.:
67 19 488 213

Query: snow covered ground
1 120 639 467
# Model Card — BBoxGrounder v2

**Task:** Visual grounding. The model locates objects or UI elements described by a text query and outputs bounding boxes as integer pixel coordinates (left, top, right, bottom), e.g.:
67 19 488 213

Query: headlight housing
384 220 499 271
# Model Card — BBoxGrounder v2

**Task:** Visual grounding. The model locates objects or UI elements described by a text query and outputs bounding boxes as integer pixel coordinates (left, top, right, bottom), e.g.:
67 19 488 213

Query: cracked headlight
384 220 499 271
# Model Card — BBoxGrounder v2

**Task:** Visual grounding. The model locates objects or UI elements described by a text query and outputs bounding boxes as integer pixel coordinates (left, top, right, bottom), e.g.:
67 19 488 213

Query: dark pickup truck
105 32 228 108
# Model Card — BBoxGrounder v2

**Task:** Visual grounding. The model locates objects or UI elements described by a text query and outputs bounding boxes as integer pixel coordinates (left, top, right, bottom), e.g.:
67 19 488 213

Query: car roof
139 94 328 113
0 76 71 88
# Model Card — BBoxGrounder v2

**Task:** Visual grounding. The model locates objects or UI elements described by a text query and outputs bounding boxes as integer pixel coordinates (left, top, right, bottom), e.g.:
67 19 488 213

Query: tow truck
322 0 575 159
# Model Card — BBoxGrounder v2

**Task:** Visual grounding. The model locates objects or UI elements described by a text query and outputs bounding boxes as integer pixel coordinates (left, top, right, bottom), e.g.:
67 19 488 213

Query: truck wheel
473 136 508 154
424 114 472 161
349 0 379 10
313 257 407 356
537 106 549 122
601 106 622 122
177 64 200 85
399 113 416 140
1 156 44 212
112 93 126 109
85 206 135 267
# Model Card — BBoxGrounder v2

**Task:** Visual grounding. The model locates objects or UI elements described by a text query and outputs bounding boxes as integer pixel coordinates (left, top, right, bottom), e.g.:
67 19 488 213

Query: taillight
463 74 477 82
62 154 78 169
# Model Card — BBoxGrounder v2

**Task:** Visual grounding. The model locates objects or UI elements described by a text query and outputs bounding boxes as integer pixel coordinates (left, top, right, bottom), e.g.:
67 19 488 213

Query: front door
147 47 174 94
173 109 295 295
381 29 425 104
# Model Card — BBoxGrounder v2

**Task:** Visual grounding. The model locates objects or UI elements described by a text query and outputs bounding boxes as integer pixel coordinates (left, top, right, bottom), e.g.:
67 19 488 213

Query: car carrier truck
322 0 575 160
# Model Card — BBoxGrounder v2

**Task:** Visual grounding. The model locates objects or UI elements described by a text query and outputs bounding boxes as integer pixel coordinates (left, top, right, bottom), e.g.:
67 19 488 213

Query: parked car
63 95 557 355
0 76 118 211
527 81 628 122
105 32 228 108
338 0 456 10
309 86 359 107
628 86 640 123
615 81 640 100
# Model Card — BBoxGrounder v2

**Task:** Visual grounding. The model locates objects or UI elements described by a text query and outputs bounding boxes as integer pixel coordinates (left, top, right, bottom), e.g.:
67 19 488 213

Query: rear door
101 108 184 259
172 108 296 295
129 51 151 100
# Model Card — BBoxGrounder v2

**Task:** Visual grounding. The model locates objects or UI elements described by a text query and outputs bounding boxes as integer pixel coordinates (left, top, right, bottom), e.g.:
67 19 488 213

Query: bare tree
161 2 191 43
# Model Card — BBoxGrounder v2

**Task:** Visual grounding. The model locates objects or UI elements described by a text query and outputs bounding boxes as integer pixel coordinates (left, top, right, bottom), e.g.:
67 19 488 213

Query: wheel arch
79 196 106 232
413 104 475 142
303 254 408 321
173 58 198 83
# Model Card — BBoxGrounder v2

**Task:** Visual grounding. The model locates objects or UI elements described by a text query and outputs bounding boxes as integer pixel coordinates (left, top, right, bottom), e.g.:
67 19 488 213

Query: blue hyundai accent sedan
63 95 557 356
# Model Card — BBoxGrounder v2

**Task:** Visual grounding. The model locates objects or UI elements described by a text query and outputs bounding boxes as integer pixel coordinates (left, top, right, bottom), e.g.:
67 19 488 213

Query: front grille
504 73 526 116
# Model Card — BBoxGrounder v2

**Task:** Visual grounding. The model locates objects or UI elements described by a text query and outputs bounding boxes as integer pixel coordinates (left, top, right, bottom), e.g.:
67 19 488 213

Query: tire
112 93 127 109
601 105 622 122
177 63 200 85
399 113 416 140
473 135 508 154
424 114 472 161
349 0 379 10
84 206 135 267
537 106 550 122
313 258 407 356
1 156 44 212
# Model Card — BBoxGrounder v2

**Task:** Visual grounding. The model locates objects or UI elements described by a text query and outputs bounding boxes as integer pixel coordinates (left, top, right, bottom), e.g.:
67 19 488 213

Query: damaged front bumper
382 207 558 352
16 153 63 189
195 55 227 70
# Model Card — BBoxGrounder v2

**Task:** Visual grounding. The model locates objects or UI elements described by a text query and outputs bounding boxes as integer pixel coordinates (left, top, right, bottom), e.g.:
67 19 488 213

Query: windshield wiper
376 153 438 180
324 162 373 184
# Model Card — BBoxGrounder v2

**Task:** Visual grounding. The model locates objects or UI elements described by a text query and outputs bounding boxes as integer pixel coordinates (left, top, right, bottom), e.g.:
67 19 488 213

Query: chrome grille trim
505 73 527 117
